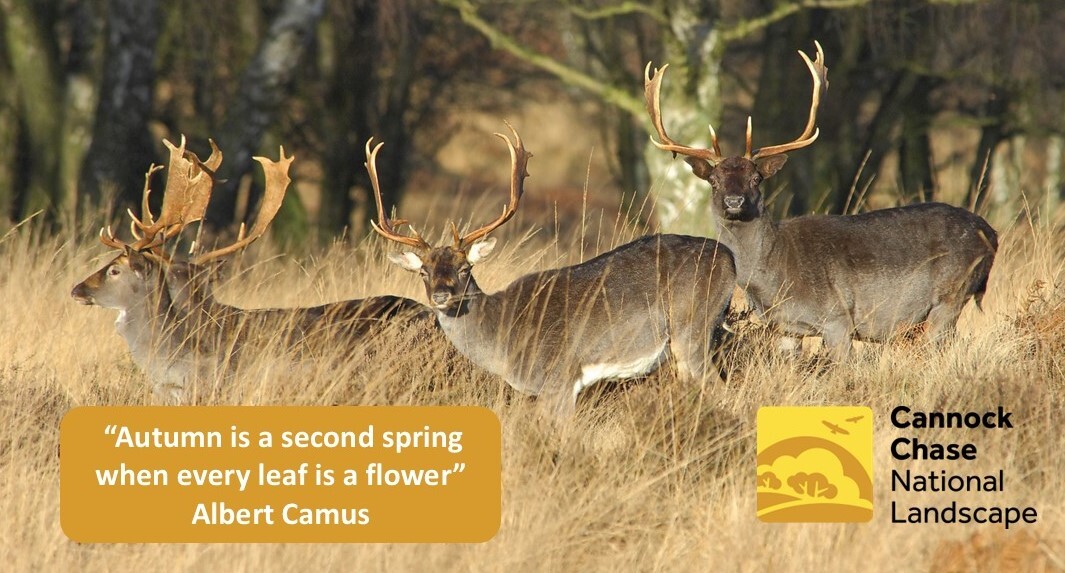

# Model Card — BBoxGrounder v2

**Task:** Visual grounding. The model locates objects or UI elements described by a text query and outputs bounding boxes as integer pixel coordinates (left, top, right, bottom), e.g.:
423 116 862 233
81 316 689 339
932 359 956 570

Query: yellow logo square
757 406 873 522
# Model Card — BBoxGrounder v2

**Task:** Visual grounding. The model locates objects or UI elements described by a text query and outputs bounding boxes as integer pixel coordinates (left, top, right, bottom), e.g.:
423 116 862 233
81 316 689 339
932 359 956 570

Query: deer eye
107 265 122 277
457 265 472 278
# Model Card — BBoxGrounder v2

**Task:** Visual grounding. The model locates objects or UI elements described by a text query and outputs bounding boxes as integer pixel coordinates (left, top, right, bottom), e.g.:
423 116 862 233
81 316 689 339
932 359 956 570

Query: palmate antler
644 41 828 164
368 121 531 252
98 136 218 255
99 136 290 267
189 148 293 265
128 137 220 252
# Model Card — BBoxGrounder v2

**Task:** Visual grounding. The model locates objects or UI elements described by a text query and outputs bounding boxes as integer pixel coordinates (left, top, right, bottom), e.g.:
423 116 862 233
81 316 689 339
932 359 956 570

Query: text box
60 406 501 542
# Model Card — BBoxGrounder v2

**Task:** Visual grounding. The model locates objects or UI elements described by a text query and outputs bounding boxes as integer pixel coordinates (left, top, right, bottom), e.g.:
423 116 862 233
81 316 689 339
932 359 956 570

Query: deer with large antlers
370 123 736 419
645 42 997 359
72 137 429 401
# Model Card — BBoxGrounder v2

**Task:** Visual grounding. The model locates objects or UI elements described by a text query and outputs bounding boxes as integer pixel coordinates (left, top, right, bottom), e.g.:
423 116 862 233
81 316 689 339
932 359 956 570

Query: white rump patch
573 342 668 399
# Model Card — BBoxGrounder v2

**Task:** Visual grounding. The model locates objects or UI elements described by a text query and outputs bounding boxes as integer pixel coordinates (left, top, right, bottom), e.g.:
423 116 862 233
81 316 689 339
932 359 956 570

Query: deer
71 137 429 401
368 123 736 419
644 42 998 360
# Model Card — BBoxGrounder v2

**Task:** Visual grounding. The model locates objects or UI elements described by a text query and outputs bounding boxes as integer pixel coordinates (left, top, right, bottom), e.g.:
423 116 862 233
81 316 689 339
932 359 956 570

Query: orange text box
60 406 501 543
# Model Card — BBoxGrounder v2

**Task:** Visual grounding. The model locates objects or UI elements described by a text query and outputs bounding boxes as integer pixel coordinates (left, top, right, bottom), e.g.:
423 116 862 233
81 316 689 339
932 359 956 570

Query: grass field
1 196 1063 571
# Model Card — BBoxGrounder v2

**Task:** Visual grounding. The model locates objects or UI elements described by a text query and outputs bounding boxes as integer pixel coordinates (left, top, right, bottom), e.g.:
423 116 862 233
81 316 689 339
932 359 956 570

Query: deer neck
115 275 182 375
430 278 510 379
714 211 785 312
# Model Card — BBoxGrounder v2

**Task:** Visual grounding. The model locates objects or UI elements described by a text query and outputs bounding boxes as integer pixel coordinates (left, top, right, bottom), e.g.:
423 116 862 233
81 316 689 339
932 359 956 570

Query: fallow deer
645 42 998 359
369 123 736 419
71 137 428 401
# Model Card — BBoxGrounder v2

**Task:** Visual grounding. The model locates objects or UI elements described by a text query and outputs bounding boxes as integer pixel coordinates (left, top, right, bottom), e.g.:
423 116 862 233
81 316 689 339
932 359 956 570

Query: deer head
644 41 827 221
71 247 167 309
368 122 531 312
73 137 292 311
73 136 219 310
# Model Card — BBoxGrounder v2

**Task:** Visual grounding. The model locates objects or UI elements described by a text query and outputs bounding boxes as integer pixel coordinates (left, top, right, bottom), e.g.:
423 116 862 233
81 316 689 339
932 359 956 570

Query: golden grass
1 205 1064 572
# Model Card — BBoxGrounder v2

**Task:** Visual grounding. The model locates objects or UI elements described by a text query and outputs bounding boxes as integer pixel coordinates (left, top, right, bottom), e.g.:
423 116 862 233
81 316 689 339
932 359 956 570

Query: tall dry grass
1 200 1063 572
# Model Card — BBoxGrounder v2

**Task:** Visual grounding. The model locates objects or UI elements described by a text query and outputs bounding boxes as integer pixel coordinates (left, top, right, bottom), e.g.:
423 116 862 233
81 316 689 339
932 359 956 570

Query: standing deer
369 123 736 419
71 137 428 401
644 42 998 359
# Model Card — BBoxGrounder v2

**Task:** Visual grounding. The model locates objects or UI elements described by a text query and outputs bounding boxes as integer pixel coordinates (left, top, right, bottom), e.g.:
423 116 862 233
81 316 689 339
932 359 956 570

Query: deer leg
821 321 854 361
546 388 578 420
924 302 963 347
776 335 803 358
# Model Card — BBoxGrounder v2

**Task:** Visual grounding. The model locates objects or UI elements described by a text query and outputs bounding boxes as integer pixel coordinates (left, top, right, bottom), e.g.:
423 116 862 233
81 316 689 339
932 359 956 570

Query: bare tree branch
566 2 666 23
720 0 872 44
438 0 647 121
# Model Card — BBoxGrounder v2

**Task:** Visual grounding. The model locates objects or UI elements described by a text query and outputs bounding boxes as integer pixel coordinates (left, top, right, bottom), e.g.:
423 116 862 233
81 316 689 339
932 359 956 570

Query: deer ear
755 155 788 179
685 157 715 181
388 251 424 272
165 262 211 311
125 249 151 277
466 237 496 264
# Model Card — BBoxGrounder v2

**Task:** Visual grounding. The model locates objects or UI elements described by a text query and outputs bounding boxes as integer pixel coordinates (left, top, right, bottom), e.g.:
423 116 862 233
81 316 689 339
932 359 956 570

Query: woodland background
2 0 1064 242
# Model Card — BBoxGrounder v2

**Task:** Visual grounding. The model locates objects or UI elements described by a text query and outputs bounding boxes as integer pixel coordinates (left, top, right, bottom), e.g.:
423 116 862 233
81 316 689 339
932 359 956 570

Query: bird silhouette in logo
822 420 850 435
846 415 865 424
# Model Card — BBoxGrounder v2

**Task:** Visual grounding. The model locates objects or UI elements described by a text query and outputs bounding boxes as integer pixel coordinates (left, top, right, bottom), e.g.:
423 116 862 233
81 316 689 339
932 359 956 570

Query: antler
456 121 531 249
366 139 433 251
749 41 828 160
644 41 828 163
644 63 724 164
129 136 218 251
98 225 127 250
190 147 292 265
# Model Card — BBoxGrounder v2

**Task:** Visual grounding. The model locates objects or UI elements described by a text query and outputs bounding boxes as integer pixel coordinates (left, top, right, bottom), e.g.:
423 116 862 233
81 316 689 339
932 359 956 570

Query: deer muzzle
430 291 453 309
723 195 745 216
71 283 94 305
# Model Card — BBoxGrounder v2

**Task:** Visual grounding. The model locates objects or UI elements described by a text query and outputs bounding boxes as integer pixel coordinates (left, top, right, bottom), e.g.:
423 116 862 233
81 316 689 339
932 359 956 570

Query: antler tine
458 122 532 249
200 139 223 172
190 146 293 265
365 138 432 251
644 62 724 164
751 41 829 160
127 163 165 243
744 117 753 159
99 225 127 250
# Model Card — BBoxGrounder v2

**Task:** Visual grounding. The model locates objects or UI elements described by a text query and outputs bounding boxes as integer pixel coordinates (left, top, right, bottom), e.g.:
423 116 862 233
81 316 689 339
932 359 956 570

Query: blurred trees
0 0 1063 239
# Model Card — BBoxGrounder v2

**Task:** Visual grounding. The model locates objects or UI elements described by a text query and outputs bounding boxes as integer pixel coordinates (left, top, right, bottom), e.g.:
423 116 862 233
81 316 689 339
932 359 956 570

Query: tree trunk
369 7 418 237
898 75 937 202
318 1 376 240
1 0 63 218
751 12 814 216
77 0 160 216
965 90 1009 211
834 69 921 214
0 56 17 224
643 0 722 235
205 0 326 230
1047 134 1063 217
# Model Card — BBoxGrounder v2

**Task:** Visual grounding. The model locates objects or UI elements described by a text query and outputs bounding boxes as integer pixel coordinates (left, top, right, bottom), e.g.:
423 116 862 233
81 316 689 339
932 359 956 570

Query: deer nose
71 284 93 304
431 291 451 307
724 195 745 211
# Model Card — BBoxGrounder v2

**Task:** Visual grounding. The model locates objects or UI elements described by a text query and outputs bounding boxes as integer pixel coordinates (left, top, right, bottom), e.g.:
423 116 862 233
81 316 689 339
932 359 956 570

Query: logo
757 406 873 522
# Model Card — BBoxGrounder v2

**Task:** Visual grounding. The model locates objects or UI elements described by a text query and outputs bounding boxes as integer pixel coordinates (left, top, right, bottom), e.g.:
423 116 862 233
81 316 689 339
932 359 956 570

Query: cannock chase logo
757 406 873 523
